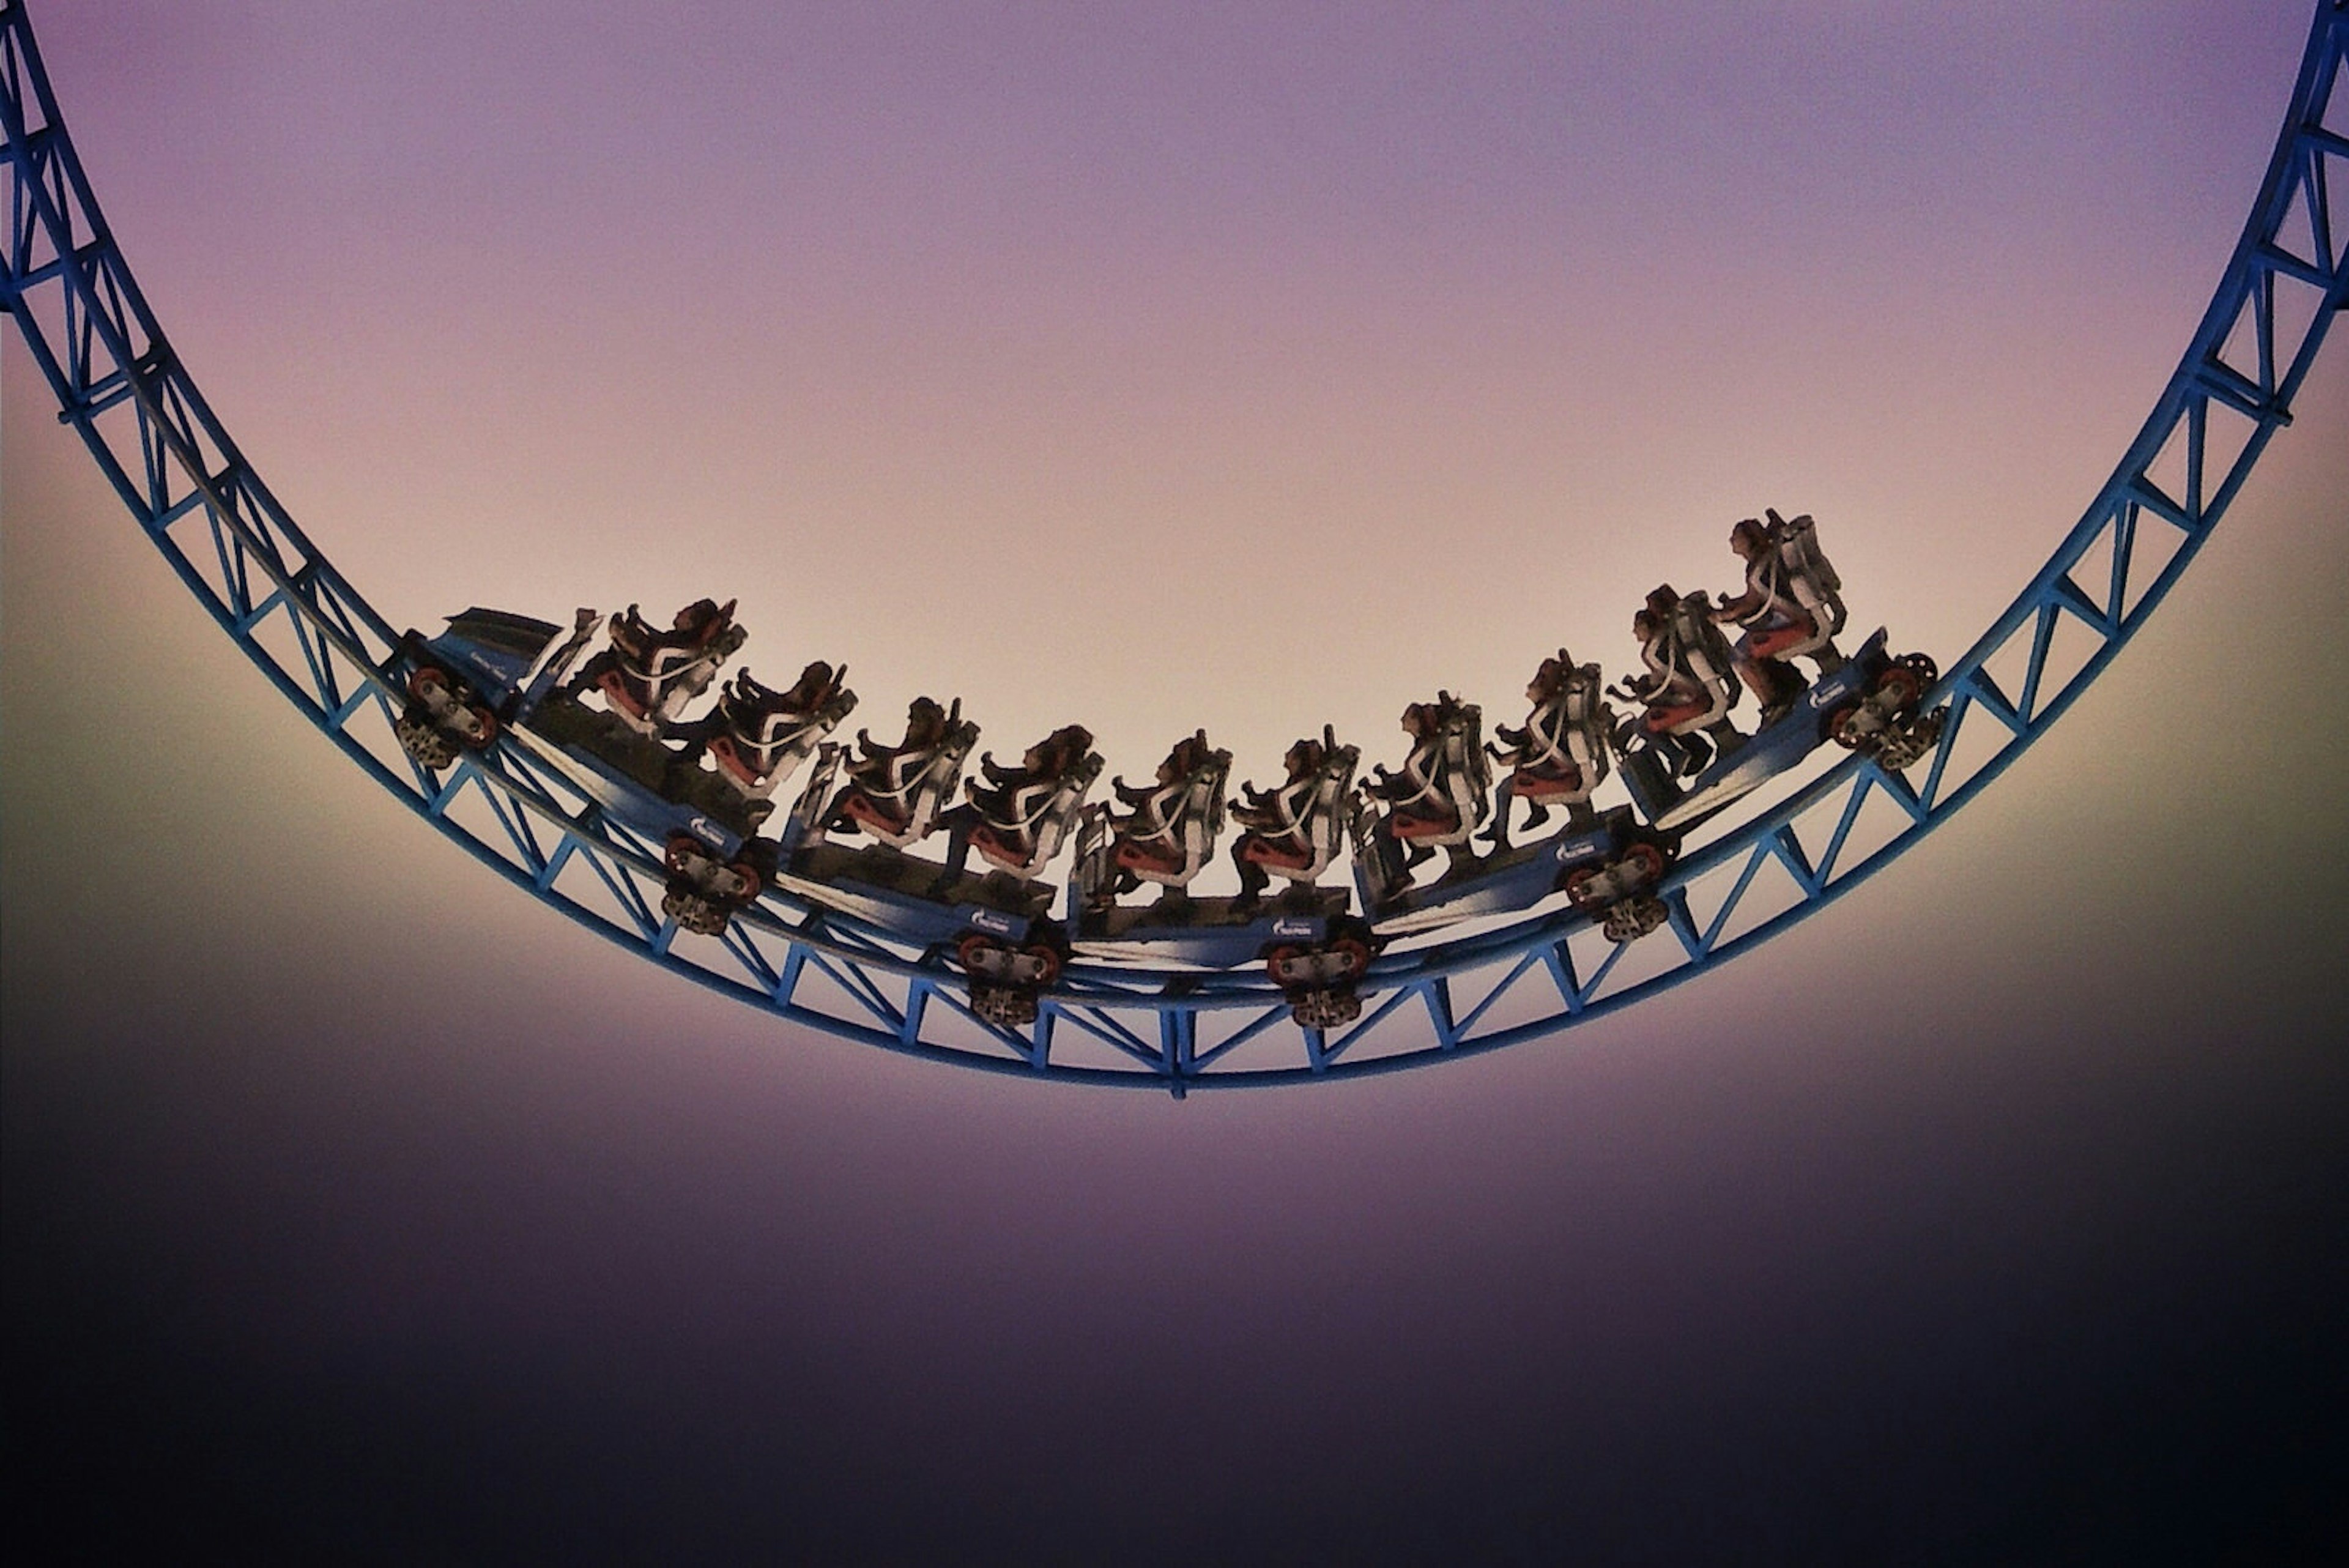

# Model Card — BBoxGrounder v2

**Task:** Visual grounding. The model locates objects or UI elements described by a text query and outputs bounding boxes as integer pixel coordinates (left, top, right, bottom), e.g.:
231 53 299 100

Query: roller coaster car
395 608 773 936
774 746 1064 1025
1069 806 1364 972
1067 733 1375 1019
1354 800 1675 943
1618 628 1942 831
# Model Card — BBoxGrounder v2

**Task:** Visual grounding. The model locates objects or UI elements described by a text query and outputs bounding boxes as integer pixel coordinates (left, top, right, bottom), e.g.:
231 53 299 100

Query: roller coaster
5 1 2344 1091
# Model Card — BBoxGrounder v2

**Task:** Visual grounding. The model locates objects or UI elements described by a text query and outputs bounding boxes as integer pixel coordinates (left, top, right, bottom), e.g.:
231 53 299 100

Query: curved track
5 1 2345 1091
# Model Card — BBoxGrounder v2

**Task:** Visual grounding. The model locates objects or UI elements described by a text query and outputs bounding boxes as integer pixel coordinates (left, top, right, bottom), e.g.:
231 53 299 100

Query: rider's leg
935 818 973 888
1480 776 1516 850
1231 844 1271 911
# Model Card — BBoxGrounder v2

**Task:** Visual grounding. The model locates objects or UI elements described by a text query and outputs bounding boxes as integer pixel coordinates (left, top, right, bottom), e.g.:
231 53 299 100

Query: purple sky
7 2 2347 1559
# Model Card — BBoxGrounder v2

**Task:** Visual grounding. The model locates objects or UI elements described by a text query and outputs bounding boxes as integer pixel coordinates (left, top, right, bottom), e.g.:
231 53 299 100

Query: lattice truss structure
5 1 2346 1091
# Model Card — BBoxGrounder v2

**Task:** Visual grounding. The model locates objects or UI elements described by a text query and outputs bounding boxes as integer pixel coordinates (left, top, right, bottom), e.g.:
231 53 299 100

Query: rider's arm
1383 749 1442 809
1712 584 1762 622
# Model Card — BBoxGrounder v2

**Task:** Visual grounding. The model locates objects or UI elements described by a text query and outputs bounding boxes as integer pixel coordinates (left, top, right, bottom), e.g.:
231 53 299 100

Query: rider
771 660 846 717
1711 513 1846 718
563 596 741 726
1364 693 1484 870
823 696 958 839
1481 650 1612 851
610 598 733 669
1100 730 1228 899
940 724 1097 882
675 659 847 771
1229 730 1353 912
1616 588 1742 779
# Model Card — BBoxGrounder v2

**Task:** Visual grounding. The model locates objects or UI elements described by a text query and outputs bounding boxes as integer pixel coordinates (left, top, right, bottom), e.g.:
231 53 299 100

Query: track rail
6 1 2344 1091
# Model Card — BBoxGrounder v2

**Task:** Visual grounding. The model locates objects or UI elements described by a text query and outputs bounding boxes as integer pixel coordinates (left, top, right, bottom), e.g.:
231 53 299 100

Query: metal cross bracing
4 0 2345 1093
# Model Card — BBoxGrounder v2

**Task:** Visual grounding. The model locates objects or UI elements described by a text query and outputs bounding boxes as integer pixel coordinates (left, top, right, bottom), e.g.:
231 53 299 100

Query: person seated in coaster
1364 692 1488 871
1617 591 1743 779
822 696 973 846
565 596 743 729
940 724 1100 882
1100 730 1231 901
1230 729 1359 912
1482 649 1614 851
1712 511 1847 717
675 659 853 798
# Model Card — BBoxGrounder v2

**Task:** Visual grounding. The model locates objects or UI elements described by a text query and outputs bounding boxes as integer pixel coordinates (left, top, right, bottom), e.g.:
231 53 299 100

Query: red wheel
957 934 994 974
1873 664 1922 715
1264 945 1303 984
407 665 448 702
1622 841 1667 886
1332 937 1373 980
1564 866 1600 910
462 704 499 748
727 861 762 902
1022 944 1063 987
1827 704 1863 749
664 835 698 875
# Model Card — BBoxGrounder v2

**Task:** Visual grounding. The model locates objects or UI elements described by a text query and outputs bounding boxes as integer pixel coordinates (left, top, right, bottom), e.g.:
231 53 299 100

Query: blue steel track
5 1 2345 1091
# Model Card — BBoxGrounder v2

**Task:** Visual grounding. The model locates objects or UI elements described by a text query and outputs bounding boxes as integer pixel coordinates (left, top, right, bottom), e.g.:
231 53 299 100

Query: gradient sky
6 2 2347 1561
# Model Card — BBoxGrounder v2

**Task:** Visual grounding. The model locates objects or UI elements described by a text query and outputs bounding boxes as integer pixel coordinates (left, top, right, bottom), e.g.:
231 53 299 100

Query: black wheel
394 708 458 770
970 985 1039 1030
1874 730 1928 771
1602 894 1668 945
1290 989 1362 1031
662 886 727 935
